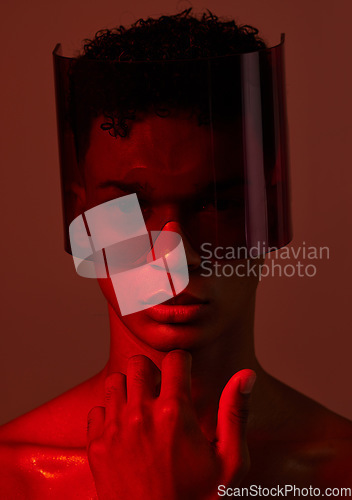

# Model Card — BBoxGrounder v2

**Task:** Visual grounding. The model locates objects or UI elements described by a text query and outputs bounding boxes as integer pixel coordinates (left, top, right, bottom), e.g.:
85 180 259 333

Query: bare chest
17 448 97 499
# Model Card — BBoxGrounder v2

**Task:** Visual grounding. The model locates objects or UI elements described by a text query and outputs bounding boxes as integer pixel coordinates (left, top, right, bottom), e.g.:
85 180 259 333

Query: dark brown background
1 0 351 425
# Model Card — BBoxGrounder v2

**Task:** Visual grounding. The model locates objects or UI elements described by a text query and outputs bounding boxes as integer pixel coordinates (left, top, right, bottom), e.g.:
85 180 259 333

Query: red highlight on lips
144 293 209 323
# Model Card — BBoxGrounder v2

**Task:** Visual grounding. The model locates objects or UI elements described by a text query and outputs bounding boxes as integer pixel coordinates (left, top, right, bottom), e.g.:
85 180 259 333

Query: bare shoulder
248 375 352 487
265 374 352 440
0 371 103 500
0 369 106 448
278 379 352 487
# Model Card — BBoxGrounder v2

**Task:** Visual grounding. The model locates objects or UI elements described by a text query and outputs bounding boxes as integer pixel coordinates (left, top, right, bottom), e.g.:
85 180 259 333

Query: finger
87 406 105 443
159 350 192 401
104 372 127 426
127 355 161 405
216 369 256 465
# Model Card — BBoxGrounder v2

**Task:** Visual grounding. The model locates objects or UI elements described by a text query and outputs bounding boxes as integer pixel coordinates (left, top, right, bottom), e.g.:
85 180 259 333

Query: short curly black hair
68 8 269 162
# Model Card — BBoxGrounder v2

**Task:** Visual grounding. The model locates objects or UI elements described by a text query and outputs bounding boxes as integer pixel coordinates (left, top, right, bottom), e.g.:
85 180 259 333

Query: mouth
143 292 209 324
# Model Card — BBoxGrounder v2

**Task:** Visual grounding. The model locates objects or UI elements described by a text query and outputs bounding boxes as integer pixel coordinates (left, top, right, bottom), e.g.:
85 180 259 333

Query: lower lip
143 303 208 323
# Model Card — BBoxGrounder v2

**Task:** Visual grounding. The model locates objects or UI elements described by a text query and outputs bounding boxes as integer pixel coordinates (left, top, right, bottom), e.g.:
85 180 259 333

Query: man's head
53 9 291 351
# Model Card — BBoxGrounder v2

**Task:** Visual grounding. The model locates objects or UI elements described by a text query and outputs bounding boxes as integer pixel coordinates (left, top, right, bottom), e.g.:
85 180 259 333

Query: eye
193 198 215 212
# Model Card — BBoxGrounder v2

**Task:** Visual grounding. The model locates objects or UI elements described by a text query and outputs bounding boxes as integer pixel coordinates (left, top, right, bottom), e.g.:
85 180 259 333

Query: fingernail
240 372 256 394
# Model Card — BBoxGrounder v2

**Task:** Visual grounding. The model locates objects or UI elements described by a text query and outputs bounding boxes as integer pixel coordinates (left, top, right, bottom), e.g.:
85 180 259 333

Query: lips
142 292 209 323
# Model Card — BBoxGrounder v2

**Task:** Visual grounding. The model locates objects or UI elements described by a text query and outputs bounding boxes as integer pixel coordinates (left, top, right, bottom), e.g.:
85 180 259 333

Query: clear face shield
53 34 292 316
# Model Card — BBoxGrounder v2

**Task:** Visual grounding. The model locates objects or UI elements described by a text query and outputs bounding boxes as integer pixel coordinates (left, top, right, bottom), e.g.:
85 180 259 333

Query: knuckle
128 409 145 426
173 394 190 408
105 372 124 389
131 368 146 386
128 356 150 384
105 386 116 401
159 399 184 420
104 373 125 401
229 405 249 425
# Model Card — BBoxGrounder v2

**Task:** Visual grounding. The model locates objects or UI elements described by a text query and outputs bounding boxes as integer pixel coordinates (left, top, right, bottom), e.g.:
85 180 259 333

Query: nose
158 221 202 272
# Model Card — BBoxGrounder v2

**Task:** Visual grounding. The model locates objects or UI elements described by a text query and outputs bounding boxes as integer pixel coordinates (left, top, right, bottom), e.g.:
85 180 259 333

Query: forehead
82 113 242 196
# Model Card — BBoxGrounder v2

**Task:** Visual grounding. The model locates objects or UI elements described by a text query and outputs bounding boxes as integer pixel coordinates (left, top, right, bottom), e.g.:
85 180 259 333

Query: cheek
97 277 121 314
205 259 261 309
96 278 149 341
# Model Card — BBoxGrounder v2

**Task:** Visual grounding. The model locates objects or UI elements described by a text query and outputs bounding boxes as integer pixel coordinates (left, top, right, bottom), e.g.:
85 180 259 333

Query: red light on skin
144 303 208 323
144 292 209 323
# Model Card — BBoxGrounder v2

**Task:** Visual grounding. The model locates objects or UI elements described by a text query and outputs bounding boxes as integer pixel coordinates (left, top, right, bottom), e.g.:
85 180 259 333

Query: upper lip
144 292 208 306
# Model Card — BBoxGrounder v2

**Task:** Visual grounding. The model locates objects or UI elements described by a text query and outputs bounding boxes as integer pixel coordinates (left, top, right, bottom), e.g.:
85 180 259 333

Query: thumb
215 369 256 469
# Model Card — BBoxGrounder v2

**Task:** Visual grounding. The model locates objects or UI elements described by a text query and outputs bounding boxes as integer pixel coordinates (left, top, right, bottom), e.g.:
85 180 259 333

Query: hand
87 350 256 500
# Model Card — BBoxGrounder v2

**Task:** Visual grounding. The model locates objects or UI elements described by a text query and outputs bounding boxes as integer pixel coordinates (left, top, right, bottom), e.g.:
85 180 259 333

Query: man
1 9 351 499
